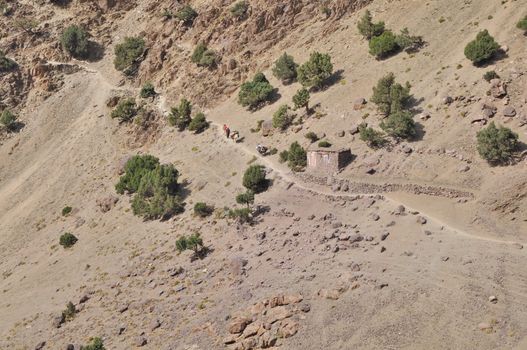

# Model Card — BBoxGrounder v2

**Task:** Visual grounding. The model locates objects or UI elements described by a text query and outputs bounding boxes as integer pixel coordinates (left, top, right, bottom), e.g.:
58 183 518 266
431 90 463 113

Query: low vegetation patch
194 202 214 217
176 5 197 25
111 98 137 122
188 112 209 133
305 131 319 143
236 190 255 208
359 123 387 148
0 50 16 72
176 233 205 256
231 1 249 20
114 37 145 75
272 105 292 131
168 98 192 130
477 122 519 165
238 73 274 110
483 70 499 82
0 109 17 131
116 154 184 220
59 232 78 248
517 15 527 32
191 43 217 68
380 111 417 140
61 206 72 216
292 88 310 112
318 140 331 148
81 337 105 350
284 142 307 171
140 82 156 98
61 25 89 58
357 10 385 40
464 30 500 65
62 302 76 322
371 73 412 116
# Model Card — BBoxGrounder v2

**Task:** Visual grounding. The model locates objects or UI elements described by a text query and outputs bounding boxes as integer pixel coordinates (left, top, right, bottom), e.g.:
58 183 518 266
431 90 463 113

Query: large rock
265 306 292 323
489 79 507 98
228 317 252 334
503 106 516 117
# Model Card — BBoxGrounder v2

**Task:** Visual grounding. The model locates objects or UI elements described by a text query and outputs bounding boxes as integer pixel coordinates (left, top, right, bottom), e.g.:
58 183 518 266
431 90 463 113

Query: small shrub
516 15 527 32
483 70 499 82
188 112 209 133
176 5 197 25
0 109 17 131
287 142 307 171
140 82 156 98
114 37 145 74
191 44 217 67
357 10 385 40
305 131 319 143
111 98 137 122
228 207 252 224
292 88 310 112
59 232 78 248
369 31 398 58
0 50 16 72
464 30 500 65
272 105 292 131
318 140 331 148
168 98 192 130
380 111 416 139
62 206 72 216
238 73 274 110
279 150 289 163
231 1 249 20
242 165 267 193
269 148 278 155
371 73 411 115
477 122 519 164
81 337 105 350
194 202 213 217
236 190 254 208
272 53 297 84
61 25 89 58
395 28 423 51
176 233 204 254
62 302 76 322
297 52 333 90
359 123 386 148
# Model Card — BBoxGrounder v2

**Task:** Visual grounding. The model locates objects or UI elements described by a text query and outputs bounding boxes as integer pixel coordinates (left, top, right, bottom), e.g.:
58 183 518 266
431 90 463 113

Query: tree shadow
407 96 425 111
8 121 25 133
319 69 344 91
475 50 509 68
86 41 105 62
409 122 426 142
190 246 213 261
177 179 192 201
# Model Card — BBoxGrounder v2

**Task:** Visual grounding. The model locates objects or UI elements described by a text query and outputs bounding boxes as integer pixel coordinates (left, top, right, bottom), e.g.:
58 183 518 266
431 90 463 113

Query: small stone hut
307 147 353 173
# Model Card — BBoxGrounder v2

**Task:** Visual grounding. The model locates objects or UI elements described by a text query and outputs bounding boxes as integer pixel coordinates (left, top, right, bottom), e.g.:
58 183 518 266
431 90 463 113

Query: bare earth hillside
0 0 526 349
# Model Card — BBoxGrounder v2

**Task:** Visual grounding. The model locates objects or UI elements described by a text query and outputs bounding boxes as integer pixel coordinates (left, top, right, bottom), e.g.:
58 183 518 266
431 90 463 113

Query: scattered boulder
442 96 454 105
135 335 147 347
489 296 498 304
489 79 507 98
503 106 516 117
416 216 427 225
417 111 431 121
353 98 367 110
51 313 65 328
228 317 252 334
229 257 248 276
261 120 273 137
317 288 343 300
96 195 119 213
34 342 46 350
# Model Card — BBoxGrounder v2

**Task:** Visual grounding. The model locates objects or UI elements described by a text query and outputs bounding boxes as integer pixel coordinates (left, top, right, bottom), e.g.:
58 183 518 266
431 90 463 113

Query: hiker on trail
224 124 230 139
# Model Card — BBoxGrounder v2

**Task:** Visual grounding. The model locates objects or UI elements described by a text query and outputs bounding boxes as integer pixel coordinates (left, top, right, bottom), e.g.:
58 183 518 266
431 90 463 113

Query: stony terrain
0 0 526 349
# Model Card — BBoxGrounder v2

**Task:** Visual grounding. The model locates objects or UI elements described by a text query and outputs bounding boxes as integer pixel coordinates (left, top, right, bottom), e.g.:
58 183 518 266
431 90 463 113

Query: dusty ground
0 0 526 349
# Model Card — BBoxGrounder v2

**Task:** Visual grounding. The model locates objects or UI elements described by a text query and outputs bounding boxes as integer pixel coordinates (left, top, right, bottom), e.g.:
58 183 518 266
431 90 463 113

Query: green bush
380 111 416 139
176 5 197 25
359 123 386 148
114 37 145 74
62 206 72 216
371 73 411 115
236 190 254 207
59 232 78 248
168 98 192 130
464 30 500 65
305 131 319 143
188 112 209 133
231 1 249 20
191 44 217 67
286 141 307 171
369 31 398 59
81 337 105 350
517 16 527 32
194 202 213 217
111 98 137 122
297 52 333 90
238 73 274 110
272 53 297 84
0 50 16 72
318 140 331 148
279 150 289 163
116 155 183 220
243 165 267 193
0 109 17 131
272 105 292 131
395 28 423 51
61 25 89 58
176 233 204 253
62 302 76 322
140 82 156 98
483 70 499 82
357 10 385 40
292 88 310 112
477 122 519 164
